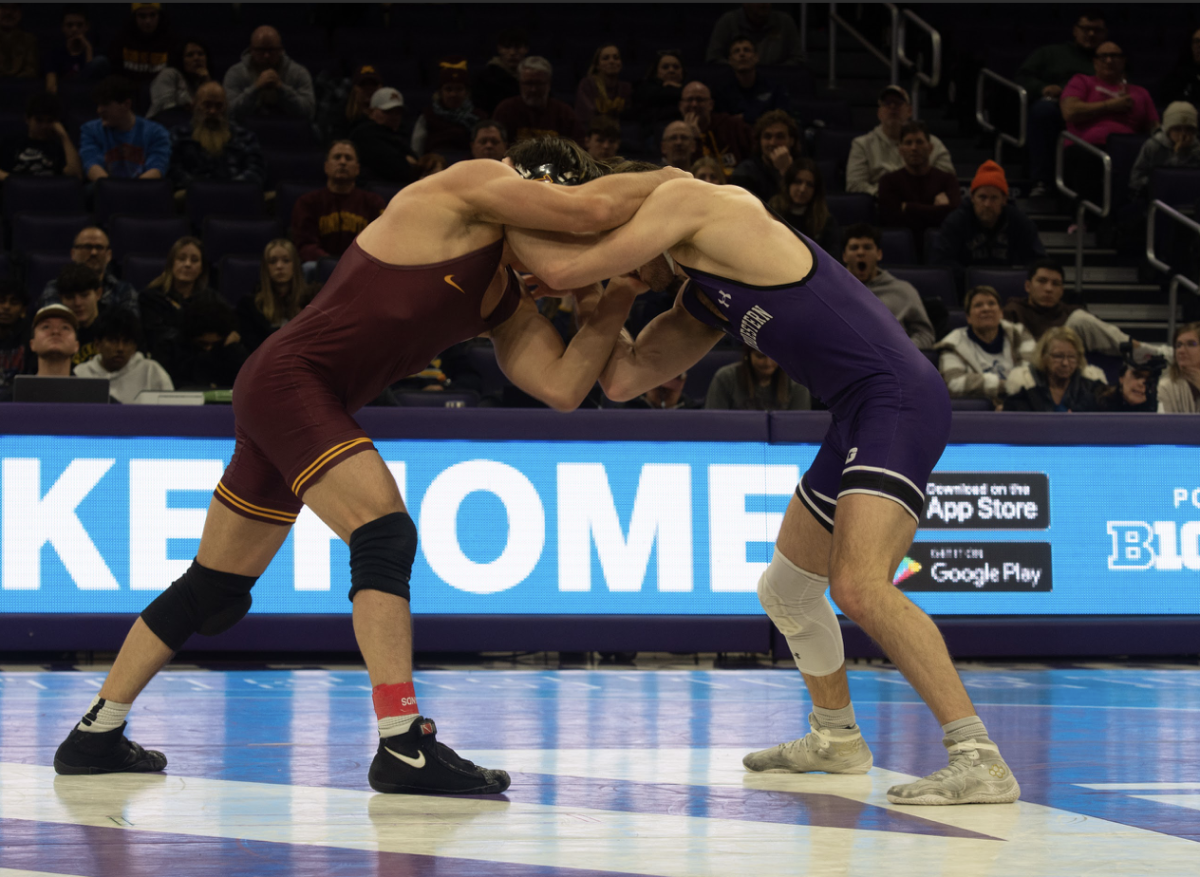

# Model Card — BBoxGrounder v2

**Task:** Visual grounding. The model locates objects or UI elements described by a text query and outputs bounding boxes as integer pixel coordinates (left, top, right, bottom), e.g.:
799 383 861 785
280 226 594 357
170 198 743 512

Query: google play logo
893 557 922 585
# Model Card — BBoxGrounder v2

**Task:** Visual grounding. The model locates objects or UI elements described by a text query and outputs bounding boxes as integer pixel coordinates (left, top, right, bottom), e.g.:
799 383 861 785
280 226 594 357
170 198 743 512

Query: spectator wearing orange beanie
930 160 1045 274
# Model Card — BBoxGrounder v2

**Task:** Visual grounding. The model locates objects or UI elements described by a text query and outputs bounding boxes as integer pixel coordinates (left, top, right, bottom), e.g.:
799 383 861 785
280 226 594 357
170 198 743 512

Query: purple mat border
3 613 1199 657
6 404 1198 446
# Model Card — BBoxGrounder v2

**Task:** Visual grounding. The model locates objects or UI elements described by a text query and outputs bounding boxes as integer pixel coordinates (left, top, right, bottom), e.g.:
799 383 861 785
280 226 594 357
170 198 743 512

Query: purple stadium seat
464 343 509 396
825 193 875 227
1150 168 1200 208
243 118 320 153
812 128 858 190
12 213 92 256
683 349 743 402
0 112 24 139
202 217 280 263
798 100 854 130
2 177 85 223
185 181 264 230
275 181 318 229
887 266 959 309
24 251 73 300
108 215 190 263
317 257 339 282
1104 133 1148 208
263 150 327 189
964 267 1028 305
217 254 263 306
93 179 175 226
951 398 994 411
396 391 480 408
879 228 917 266
121 254 166 292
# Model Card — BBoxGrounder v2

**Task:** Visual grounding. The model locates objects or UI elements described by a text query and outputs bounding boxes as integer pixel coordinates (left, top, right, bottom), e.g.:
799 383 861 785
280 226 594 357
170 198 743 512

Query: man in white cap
846 85 955 196
351 86 418 185
29 304 80 377
1130 100 1200 198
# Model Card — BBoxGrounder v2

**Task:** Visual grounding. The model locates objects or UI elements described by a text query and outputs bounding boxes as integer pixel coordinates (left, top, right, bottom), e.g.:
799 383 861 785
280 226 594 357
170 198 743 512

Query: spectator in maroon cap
291 140 386 267
412 58 480 157
575 44 631 127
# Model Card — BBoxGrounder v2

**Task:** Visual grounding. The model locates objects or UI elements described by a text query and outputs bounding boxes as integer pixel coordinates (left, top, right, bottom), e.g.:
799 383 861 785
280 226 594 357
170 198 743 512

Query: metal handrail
976 69 1028 164
1146 200 1200 340
828 2 899 90
896 7 942 117
1055 131 1112 299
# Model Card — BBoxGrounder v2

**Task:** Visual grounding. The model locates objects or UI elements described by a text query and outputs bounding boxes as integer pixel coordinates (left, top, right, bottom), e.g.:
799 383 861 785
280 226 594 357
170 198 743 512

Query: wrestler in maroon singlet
215 238 521 525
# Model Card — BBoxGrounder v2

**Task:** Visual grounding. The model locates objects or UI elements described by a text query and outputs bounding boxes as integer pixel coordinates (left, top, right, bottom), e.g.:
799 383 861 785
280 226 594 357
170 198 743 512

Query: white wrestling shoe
743 712 873 774
886 737 1020 805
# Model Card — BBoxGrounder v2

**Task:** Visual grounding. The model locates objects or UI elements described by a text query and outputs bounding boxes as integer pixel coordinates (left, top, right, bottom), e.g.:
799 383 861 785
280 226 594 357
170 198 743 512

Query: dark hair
496 28 528 49
769 158 830 236
147 235 209 296
25 90 60 120
726 35 756 57
898 119 930 140
92 306 142 347
605 158 661 174
843 223 881 249
62 5 88 22
171 39 210 88
471 118 507 142
57 263 102 296
752 109 800 157
93 75 134 106
326 138 357 160
0 278 24 305
1075 8 1107 25
183 299 236 340
964 285 1001 311
1026 258 1064 281
587 116 620 140
735 345 793 409
506 136 606 185
645 49 683 82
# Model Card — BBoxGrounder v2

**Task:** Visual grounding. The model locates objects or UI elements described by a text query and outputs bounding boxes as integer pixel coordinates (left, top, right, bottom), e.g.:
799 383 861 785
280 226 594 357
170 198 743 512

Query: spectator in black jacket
769 158 840 255
473 28 528 116
167 82 264 188
1003 326 1107 412
1159 28 1200 107
731 109 801 202
351 87 417 185
176 298 248 390
712 36 789 125
236 238 315 353
631 50 684 136
931 160 1045 270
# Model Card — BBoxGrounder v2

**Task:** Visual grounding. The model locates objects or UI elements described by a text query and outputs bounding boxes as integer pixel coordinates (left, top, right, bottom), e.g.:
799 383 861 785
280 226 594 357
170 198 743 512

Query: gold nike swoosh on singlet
443 274 465 293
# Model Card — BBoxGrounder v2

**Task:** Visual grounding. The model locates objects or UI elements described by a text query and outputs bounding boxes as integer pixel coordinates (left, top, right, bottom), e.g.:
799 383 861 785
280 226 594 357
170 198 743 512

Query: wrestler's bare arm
489 278 640 411
506 179 711 289
601 286 725 402
460 161 689 234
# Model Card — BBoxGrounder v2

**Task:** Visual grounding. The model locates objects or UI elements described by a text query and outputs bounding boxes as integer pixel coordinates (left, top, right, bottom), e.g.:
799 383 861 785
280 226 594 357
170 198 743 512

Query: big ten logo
1107 521 1200 571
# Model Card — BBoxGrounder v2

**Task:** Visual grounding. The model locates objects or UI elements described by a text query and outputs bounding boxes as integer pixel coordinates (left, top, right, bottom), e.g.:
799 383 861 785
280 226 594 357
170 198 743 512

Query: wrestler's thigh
302 450 407 543
828 492 918 589
775 493 834 577
195 498 292 577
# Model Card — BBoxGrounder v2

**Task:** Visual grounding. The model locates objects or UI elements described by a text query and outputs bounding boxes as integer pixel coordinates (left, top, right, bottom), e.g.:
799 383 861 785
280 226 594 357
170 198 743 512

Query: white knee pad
757 549 844 677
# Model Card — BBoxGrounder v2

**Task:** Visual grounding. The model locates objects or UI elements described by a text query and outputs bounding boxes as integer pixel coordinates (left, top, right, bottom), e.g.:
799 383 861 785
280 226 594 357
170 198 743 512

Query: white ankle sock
941 715 989 744
813 704 857 730
77 696 131 733
378 713 420 738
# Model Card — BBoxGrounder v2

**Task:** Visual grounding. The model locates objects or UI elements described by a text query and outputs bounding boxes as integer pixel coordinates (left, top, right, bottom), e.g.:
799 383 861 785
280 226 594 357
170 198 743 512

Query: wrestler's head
505 136 605 186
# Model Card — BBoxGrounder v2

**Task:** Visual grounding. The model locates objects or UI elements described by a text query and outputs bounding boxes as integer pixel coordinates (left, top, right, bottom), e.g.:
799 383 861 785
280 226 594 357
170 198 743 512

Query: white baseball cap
369 88 404 111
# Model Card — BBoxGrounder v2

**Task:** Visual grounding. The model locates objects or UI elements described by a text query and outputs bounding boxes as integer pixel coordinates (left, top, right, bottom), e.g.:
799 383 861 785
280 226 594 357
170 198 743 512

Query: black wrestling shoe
53 722 168 775
368 716 510 795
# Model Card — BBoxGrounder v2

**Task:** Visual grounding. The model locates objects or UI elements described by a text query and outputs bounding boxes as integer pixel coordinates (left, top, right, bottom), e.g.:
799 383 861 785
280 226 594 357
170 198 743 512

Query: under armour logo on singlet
443 275 465 294
717 290 731 307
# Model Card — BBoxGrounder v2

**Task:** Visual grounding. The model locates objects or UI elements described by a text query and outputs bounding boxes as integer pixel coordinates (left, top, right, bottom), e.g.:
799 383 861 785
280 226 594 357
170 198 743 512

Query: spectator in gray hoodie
1129 101 1200 198
842 223 936 350
222 26 315 122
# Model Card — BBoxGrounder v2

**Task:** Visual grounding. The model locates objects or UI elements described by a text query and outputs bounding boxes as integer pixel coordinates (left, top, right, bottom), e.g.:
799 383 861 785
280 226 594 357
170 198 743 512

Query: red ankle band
372 682 418 720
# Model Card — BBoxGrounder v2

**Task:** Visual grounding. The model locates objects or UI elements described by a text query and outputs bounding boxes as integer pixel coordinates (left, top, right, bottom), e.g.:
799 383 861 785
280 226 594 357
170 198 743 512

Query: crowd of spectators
0 3 1197 415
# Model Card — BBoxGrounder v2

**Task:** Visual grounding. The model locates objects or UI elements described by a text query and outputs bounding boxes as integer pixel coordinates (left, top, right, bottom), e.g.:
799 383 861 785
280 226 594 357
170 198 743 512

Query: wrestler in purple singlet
678 229 951 531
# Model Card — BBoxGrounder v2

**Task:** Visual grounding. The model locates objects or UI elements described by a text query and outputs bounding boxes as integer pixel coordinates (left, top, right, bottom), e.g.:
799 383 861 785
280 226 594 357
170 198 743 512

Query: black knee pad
348 511 418 603
140 560 258 651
